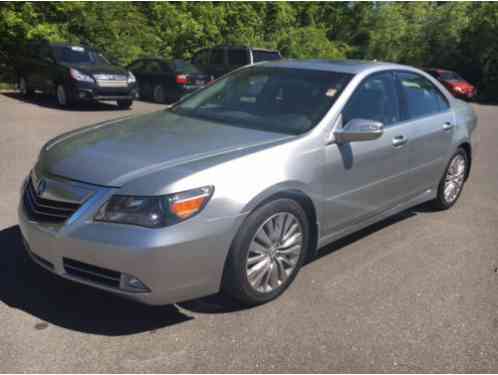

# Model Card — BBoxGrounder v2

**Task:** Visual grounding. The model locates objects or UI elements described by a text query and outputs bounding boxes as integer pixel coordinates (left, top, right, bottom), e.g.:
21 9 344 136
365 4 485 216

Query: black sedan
128 58 211 104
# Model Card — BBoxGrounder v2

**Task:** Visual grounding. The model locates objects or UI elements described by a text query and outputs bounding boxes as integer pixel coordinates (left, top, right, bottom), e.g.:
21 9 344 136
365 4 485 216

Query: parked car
19 60 477 306
15 41 137 108
128 58 211 103
424 68 476 100
192 45 282 78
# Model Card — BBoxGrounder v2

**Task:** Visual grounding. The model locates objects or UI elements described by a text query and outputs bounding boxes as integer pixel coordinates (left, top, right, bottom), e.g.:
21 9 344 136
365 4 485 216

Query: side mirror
334 118 384 143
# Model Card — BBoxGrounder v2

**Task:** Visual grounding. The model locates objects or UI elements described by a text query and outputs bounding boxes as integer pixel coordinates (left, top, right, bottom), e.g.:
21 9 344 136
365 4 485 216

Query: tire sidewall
437 148 468 209
224 198 310 305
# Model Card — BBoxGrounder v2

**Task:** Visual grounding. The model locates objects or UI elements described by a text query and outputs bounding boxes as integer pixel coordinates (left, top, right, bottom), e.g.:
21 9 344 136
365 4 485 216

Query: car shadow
0 225 192 336
2 91 129 112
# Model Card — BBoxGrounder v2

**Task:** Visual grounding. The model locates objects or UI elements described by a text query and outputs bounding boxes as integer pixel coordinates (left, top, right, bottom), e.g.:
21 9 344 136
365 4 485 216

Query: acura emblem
36 179 47 196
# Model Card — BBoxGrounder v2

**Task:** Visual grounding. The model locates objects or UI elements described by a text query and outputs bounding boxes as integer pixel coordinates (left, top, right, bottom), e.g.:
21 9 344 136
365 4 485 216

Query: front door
321 71 414 234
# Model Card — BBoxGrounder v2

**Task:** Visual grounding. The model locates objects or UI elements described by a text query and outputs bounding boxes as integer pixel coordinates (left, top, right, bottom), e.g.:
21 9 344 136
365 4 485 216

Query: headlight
69 68 94 83
128 71 136 84
454 86 464 93
94 186 213 228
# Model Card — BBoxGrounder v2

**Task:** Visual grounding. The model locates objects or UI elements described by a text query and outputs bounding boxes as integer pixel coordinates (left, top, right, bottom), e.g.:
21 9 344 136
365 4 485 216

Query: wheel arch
239 186 320 261
458 141 472 180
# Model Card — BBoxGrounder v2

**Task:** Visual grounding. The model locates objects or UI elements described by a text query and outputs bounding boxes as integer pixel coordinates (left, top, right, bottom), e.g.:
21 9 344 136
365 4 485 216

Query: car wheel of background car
222 198 309 306
117 99 133 109
430 147 468 210
18 76 33 97
153 84 166 104
56 84 71 107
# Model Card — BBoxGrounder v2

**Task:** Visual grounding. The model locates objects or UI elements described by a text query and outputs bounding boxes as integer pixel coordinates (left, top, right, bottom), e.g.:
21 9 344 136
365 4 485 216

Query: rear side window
210 49 225 65
228 49 248 67
170 60 200 74
342 72 399 126
252 50 281 63
397 72 449 120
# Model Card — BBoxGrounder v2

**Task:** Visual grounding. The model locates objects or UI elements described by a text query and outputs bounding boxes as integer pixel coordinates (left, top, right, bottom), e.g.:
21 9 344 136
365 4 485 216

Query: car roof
260 59 410 75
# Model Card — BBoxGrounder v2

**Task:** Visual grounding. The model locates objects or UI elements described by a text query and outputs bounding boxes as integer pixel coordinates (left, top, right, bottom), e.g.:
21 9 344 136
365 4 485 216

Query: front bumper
70 81 137 102
18 178 243 305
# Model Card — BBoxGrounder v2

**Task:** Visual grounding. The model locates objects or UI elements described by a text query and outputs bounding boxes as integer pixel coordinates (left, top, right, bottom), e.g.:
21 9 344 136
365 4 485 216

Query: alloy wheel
246 212 303 293
443 153 466 204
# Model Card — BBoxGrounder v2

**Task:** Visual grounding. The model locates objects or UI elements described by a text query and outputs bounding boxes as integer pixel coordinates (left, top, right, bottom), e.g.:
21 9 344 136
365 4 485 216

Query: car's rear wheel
117 99 133 109
153 84 166 103
19 76 33 97
56 84 72 107
222 198 309 306
431 147 468 210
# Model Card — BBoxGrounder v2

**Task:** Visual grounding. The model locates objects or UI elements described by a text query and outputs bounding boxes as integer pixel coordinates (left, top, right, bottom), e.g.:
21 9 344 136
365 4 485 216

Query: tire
117 99 133 109
56 84 72 108
153 84 166 103
222 198 310 306
19 76 34 97
430 147 468 210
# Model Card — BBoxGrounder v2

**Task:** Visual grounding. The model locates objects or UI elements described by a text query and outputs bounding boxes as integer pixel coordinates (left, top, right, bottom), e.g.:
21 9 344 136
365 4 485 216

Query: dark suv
191 46 282 78
15 41 137 108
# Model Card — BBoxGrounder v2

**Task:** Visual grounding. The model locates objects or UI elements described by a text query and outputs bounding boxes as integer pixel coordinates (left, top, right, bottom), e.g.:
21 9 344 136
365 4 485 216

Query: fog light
121 273 150 292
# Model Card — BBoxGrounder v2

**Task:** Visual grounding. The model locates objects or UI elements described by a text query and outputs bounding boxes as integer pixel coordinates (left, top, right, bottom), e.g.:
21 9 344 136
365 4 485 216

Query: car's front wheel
19 76 34 97
117 99 133 109
431 147 469 210
56 84 72 107
222 198 309 306
153 84 166 103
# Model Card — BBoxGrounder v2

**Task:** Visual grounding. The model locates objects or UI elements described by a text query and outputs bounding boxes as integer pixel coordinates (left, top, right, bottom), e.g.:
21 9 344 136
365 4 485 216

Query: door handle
443 122 454 131
392 135 408 148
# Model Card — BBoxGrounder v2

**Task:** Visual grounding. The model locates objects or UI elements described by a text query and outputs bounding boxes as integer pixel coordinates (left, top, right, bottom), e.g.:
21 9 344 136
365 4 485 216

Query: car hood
38 111 292 187
60 63 128 76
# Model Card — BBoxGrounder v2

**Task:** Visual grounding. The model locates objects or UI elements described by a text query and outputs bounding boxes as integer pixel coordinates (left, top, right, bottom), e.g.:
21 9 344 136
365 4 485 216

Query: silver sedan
19 60 477 306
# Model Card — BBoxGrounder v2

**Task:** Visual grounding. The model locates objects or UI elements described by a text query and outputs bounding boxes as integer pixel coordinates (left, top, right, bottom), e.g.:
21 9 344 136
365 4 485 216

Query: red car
425 68 476 100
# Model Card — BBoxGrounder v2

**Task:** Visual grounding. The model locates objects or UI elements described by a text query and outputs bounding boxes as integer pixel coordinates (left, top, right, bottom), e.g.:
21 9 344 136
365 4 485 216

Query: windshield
53 46 109 65
171 60 201 74
172 66 352 135
440 71 463 81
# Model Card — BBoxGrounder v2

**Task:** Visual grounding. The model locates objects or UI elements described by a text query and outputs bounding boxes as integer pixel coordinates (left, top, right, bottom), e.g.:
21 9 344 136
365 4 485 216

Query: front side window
172 67 352 135
342 72 398 126
397 72 449 121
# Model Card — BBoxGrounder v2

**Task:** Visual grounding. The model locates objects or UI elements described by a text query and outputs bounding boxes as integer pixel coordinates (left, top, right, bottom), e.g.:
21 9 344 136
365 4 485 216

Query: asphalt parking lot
0 92 497 372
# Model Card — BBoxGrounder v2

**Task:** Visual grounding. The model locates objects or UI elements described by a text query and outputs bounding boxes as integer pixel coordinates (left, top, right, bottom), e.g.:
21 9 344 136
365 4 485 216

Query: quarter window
342 72 399 126
397 72 449 121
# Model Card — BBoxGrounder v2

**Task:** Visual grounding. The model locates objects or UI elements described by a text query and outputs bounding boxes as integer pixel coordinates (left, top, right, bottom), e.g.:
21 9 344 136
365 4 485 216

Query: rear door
322 71 415 234
395 71 454 193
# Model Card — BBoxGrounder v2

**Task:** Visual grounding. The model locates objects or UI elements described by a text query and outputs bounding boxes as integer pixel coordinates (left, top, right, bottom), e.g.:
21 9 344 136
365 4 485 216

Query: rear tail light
176 74 188 85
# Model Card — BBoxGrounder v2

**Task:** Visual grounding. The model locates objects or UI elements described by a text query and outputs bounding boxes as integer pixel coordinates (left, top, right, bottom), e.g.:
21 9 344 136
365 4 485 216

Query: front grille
63 258 121 288
23 178 81 223
94 74 128 88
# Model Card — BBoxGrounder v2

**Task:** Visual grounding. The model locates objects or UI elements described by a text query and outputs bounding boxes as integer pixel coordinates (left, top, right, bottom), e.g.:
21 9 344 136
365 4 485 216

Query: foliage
1 2 498 98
